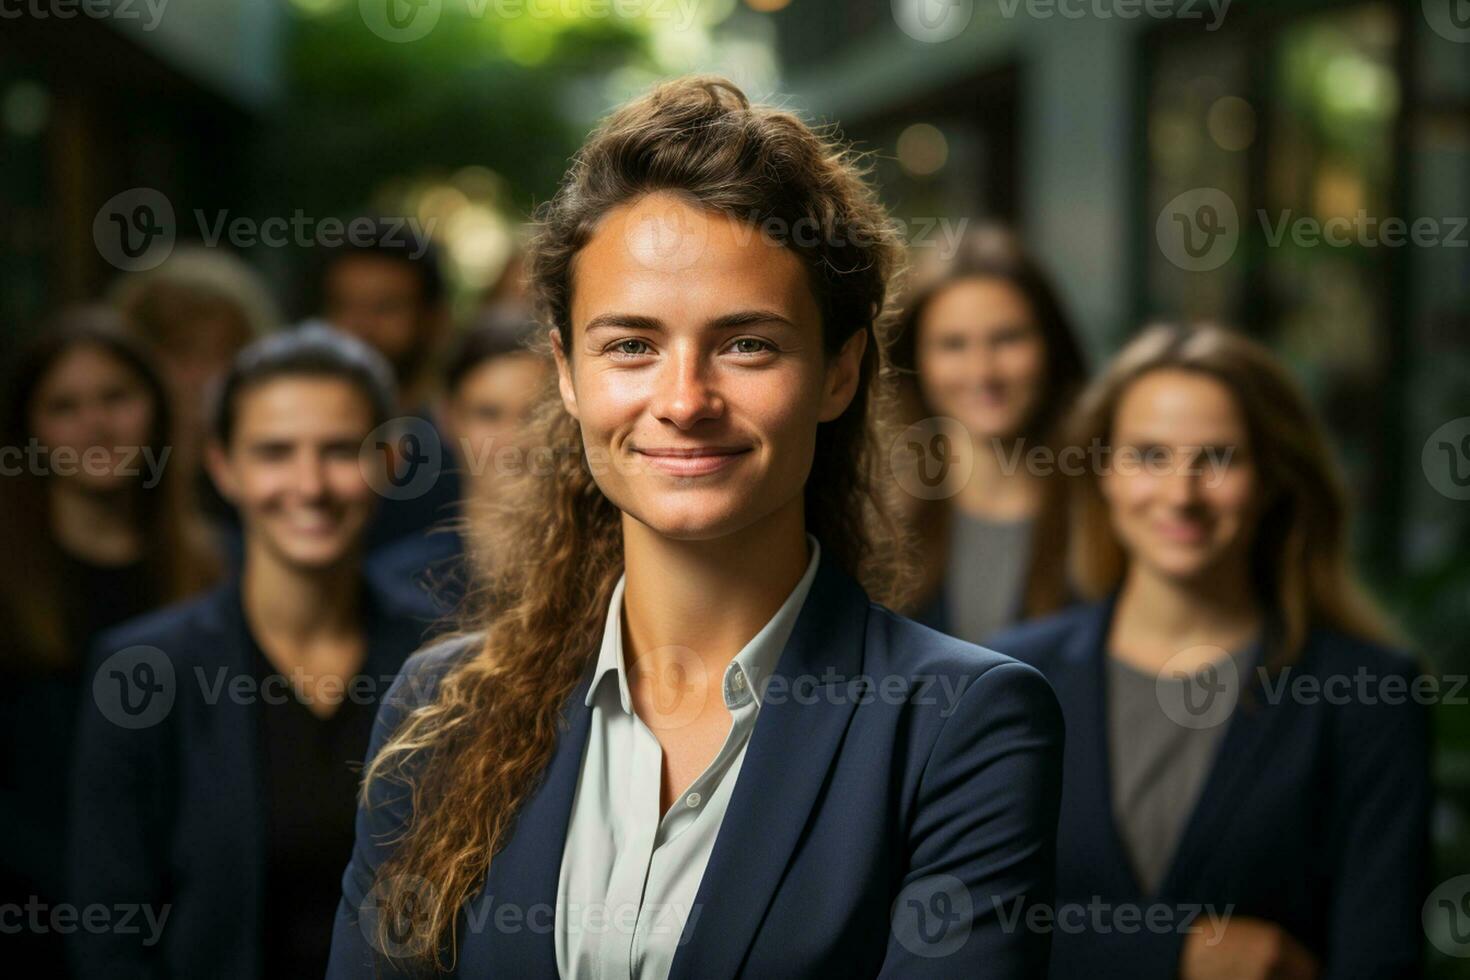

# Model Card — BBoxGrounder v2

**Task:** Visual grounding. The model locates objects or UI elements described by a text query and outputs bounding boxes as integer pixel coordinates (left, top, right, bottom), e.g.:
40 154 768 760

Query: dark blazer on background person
67 577 437 980
988 597 1432 980
326 548 1066 979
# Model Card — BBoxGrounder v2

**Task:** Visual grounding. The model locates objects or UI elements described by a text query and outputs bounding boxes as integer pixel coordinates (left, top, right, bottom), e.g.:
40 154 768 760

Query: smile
634 446 751 477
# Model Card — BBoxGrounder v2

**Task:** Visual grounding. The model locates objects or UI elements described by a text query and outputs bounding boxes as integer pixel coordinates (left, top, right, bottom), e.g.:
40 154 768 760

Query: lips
1153 519 1209 545
634 446 751 477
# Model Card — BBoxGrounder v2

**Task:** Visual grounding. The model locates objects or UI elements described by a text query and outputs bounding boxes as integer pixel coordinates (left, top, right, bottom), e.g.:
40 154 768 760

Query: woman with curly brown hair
327 76 1064 980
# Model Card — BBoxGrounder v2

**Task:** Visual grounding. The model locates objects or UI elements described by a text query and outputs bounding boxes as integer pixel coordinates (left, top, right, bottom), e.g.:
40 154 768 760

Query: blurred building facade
0 3 284 356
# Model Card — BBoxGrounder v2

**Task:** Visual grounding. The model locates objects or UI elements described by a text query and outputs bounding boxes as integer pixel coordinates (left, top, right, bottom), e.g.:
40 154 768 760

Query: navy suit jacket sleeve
878 660 1065 978
68 633 175 980
328 641 463 979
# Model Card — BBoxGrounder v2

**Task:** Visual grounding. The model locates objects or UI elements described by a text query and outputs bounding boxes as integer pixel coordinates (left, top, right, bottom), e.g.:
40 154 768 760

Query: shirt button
685 792 702 808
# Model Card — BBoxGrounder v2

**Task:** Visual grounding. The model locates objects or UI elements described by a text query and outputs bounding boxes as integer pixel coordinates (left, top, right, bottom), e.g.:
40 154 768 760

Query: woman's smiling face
553 192 865 541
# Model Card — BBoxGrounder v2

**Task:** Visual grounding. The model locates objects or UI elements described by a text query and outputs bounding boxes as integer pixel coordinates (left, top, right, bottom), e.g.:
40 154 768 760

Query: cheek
1101 472 1152 515
1203 469 1258 521
997 341 1046 390
113 400 154 443
328 461 375 504
31 416 73 450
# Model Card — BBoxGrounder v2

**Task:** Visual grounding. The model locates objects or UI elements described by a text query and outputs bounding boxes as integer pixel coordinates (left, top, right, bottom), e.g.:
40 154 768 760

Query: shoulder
382 630 483 710
89 584 234 666
1299 625 1419 678
864 603 1063 737
985 602 1104 672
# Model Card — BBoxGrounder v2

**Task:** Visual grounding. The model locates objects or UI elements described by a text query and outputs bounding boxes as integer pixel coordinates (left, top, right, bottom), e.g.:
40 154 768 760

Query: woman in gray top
891 228 1088 643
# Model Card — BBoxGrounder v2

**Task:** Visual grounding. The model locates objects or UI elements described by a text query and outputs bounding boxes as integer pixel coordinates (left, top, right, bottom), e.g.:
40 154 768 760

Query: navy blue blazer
67 577 437 980
989 598 1432 979
327 548 1065 978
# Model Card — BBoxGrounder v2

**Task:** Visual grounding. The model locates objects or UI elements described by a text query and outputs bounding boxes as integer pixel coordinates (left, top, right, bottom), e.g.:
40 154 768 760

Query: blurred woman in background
0 307 217 976
890 227 1087 644
991 323 1431 979
368 306 551 616
69 325 434 980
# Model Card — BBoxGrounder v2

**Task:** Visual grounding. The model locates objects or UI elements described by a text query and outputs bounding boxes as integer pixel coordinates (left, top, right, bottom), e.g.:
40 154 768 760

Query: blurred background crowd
1 0 1467 976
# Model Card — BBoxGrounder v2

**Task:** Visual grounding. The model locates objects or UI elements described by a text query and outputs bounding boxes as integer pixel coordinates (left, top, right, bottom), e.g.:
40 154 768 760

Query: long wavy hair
888 224 1088 618
1054 322 1392 666
362 75 922 969
0 307 218 671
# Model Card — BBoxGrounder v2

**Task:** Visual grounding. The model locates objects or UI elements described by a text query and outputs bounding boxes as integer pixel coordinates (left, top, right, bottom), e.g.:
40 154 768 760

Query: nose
292 452 329 501
650 345 723 430
1161 452 1203 507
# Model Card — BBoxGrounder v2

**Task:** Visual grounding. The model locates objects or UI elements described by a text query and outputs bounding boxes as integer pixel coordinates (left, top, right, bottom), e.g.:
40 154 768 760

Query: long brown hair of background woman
1054 322 1393 667
887 226 1089 619
0 306 218 671
360 75 926 969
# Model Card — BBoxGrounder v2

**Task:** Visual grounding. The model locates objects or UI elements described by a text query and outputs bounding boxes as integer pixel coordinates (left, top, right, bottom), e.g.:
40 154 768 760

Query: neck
954 433 1040 520
49 481 142 565
620 496 811 680
1110 558 1262 668
241 543 362 651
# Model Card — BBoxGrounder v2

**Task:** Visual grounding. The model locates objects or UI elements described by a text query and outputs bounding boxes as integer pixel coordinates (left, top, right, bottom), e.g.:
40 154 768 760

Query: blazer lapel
666 551 871 980
1157 632 1293 898
212 583 267 978
1055 596 1147 900
464 667 596 977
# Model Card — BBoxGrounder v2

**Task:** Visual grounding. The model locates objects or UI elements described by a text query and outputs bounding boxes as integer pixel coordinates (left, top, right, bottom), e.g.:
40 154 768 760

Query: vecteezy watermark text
996 0 1230 31
0 0 168 31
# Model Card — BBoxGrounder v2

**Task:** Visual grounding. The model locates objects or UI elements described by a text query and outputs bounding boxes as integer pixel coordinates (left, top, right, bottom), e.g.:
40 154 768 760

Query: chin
625 499 757 542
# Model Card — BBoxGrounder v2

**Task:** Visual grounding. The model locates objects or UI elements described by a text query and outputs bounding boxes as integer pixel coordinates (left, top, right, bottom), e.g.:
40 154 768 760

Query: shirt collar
585 533 823 714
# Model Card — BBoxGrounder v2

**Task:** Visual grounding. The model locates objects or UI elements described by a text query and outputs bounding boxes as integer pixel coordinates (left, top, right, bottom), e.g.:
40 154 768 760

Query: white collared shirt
553 534 822 980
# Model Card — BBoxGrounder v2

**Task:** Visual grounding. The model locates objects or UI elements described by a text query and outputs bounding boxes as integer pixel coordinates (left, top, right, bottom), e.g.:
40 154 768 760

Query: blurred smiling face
208 377 378 572
916 276 1047 442
30 344 156 494
552 192 864 541
1101 368 1259 585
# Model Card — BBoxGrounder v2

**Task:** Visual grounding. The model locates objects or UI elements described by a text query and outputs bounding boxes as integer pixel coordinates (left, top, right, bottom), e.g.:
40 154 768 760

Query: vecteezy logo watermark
1155 645 1240 730
1156 187 1239 272
626 645 709 733
891 417 974 500
995 0 1230 31
891 874 973 958
93 189 437 271
0 0 169 31
1424 875 1470 958
1423 417 1470 501
359 874 437 957
92 645 176 730
892 0 975 43
622 196 712 273
1258 210 1468 249
1423 0 1470 44
361 416 445 501
94 188 176 273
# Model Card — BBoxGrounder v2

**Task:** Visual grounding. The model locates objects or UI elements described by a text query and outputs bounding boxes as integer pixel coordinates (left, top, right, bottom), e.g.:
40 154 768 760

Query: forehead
1113 368 1247 442
234 376 374 436
457 354 547 398
923 276 1034 330
41 345 138 390
568 193 820 333
325 255 423 297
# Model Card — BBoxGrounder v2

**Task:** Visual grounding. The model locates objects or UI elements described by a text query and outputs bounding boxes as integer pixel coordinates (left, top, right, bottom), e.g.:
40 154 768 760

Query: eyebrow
582 309 798 335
